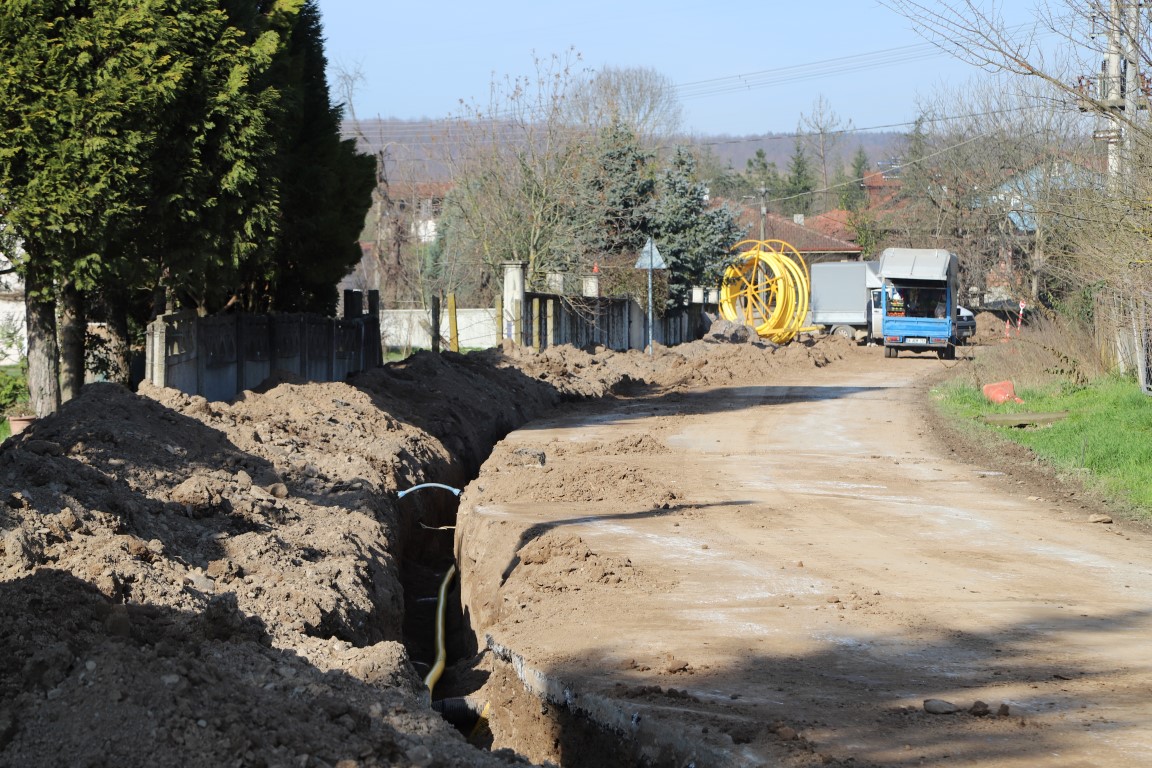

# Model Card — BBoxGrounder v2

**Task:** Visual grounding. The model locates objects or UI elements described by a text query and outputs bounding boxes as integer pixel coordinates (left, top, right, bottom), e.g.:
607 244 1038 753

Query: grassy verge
932 314 1152 516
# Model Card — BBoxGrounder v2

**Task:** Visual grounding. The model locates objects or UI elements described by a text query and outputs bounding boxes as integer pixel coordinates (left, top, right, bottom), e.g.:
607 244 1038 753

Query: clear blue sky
317 1 1035 136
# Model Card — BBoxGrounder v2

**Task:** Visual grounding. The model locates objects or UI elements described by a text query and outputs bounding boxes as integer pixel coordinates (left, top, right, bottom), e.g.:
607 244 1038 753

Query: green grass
933 375 1152 513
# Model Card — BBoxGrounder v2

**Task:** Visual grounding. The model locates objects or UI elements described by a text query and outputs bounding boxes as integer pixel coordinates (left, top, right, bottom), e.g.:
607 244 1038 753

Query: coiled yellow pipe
718 239 811 344
423 563 457 694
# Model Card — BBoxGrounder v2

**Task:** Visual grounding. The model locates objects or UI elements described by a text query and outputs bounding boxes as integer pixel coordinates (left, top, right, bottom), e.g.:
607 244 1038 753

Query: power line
673 43 946 101
341 106 1036 154
338 22 1054 134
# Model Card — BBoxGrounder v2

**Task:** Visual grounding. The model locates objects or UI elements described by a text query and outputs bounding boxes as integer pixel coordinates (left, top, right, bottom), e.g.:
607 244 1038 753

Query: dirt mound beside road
0 334 871 767
490 332 859 393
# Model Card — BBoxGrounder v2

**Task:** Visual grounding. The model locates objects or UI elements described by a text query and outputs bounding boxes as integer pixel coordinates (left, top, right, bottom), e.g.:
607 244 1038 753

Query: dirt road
457 353 1152 766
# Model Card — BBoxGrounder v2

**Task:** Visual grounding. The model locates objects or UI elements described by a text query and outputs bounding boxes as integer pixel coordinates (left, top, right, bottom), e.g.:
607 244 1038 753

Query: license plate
905 337 926 345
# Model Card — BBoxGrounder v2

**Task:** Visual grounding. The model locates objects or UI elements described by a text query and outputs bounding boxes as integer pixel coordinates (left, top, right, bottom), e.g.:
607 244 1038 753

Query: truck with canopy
878 248 959 359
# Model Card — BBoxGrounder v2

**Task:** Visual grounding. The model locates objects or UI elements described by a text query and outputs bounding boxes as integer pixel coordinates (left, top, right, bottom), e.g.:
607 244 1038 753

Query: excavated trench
392 418 652 764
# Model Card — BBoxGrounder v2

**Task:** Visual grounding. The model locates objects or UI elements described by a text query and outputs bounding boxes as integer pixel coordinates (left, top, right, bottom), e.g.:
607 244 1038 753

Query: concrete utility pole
1092 0 1143 189
758 187 767 241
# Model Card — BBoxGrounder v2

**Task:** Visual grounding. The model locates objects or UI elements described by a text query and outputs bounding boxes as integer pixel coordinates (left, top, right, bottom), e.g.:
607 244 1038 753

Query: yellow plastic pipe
718 239 811 344
423 564 457 694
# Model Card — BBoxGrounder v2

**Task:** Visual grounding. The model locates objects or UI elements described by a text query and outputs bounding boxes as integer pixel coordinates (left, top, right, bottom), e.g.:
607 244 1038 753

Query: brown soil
0 331 856 767
1 328 1139 767
455 336 1152 766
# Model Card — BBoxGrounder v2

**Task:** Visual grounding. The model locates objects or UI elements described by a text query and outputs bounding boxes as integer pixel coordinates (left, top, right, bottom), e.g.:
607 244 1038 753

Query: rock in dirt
924 698 960 715
969 700 991 717
1088 513 1113 524
704 319 759 344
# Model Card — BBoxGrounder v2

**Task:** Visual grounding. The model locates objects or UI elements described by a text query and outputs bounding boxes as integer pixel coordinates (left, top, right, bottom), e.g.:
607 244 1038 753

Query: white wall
0 297 25 366
380 308 498 350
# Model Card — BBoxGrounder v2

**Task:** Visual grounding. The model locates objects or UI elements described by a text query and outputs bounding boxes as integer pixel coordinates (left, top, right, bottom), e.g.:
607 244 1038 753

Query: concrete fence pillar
582 273 600 298
502 262 526 340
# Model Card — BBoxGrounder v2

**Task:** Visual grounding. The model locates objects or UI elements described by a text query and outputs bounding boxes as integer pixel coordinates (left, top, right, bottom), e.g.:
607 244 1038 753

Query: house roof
739 209 863 258
985 160 1103 233
807 209 855 243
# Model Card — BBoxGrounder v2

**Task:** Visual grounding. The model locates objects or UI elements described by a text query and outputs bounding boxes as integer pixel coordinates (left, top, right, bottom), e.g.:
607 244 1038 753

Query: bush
964 311 1109 393
0 367 29 413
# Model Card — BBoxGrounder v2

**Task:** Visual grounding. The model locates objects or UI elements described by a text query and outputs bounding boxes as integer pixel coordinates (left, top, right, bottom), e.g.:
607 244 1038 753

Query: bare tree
443 51 595 290
885 76 1094 304
880 0 1152 367
336 68 465 308
799 96 851 213
565 66 684 145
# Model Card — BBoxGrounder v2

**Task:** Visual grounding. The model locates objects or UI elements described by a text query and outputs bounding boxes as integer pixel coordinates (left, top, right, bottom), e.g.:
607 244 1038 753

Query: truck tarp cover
878 248 954 281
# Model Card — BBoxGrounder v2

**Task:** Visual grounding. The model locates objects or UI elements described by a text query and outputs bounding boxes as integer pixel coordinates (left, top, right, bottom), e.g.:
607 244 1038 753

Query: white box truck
808 261 884 342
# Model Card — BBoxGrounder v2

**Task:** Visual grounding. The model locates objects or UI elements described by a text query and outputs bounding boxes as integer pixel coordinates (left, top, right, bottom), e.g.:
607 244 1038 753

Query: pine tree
572 122 655 262
839 147 871 211
784 138 816 216
652 148 744 308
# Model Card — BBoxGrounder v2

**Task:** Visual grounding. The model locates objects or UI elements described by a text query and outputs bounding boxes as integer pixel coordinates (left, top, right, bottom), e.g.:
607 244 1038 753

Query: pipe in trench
422 563 456 693
398 482 488 733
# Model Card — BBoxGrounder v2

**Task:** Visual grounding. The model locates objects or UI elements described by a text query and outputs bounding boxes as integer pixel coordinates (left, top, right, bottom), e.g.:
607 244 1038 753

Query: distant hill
690 131 907 175
343 119 909 182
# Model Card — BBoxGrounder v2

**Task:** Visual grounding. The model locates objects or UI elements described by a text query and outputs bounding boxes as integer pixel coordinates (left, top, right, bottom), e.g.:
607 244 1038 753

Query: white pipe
397 482 461 499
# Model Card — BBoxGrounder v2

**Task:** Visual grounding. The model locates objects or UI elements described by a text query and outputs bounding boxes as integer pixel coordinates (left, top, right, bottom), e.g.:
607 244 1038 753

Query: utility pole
742 187 769 241
758 186 767 241
1085 0 1144 190
1078 0 1150 382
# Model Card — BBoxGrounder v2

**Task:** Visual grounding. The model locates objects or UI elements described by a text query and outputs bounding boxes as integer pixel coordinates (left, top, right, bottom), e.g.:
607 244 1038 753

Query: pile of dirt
490 331 860 394
0 334 869 767
972 310 1012 344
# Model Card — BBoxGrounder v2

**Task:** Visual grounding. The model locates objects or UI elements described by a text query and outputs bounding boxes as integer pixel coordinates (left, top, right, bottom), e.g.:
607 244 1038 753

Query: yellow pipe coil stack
718 239 811 344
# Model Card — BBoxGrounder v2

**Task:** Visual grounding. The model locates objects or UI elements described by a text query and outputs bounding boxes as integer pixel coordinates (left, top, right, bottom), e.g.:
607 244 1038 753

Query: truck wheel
831 325 854 339
884 346 897 359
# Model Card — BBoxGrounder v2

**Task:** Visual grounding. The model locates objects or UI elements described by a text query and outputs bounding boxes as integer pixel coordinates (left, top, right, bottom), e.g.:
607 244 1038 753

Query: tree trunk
103 290 132 386
23 247 60 416
60 280 85 402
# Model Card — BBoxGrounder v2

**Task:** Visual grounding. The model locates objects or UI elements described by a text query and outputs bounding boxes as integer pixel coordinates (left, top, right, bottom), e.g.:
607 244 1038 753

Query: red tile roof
737 209 862 259
807 209 855 243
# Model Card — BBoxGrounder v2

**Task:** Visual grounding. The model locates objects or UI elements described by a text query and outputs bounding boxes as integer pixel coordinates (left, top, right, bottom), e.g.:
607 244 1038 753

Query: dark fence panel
518 292 709 352
146 310 381 401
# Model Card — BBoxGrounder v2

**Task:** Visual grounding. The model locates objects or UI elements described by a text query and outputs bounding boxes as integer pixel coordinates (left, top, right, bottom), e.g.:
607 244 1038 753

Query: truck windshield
886 283 947 318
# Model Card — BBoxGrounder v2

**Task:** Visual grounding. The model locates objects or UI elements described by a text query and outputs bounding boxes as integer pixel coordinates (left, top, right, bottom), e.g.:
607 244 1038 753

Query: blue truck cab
877 248 959 360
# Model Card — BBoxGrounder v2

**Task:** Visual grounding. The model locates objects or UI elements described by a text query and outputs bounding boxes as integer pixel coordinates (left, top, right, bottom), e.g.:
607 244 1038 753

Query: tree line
0 0 374 415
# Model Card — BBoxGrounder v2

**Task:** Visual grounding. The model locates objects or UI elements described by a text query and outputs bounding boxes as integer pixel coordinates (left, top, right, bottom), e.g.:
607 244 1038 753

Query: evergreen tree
0 0 251 410
839 146 871 211
651 148 744 309
263 1 374 314
0 0 370 408
784 138 816 216
745 149 781 199
572 121 655 262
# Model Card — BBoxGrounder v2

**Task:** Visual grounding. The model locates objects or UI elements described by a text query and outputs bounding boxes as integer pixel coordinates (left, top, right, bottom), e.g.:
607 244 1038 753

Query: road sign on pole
635 238 665 356
634 238 666 270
